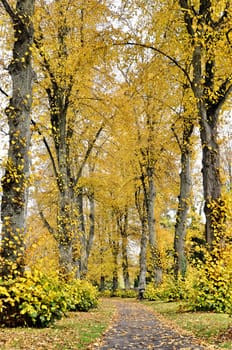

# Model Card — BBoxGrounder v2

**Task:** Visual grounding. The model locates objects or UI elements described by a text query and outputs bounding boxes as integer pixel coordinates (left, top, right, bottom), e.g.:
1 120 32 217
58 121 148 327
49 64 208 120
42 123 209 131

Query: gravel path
93 299 210 350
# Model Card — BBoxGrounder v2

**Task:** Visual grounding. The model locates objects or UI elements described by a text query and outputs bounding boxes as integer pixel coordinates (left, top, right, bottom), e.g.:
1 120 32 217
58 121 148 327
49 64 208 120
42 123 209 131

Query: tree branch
39 209 55 236
0 0 16 20
0 86 9 97
31 119 59 179
171 125 182 151
74 124 104 185
115 41 192 86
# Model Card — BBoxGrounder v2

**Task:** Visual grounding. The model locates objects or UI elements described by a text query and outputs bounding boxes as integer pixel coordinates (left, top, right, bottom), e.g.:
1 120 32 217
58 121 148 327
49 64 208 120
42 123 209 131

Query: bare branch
39 209 55 236
31 119 59 179
115 41 192 86
0 0 16 19
74 124 104 185
0 86 9 97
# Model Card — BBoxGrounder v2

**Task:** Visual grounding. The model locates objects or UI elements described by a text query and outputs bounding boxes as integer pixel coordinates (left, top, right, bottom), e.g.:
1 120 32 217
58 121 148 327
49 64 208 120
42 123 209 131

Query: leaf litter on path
91 299 216 350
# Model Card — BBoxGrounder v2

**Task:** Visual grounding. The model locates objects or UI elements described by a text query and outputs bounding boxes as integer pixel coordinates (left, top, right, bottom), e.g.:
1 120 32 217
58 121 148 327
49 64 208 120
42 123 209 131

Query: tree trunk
117 208 130 289
46 85 75 278
147 166 162 285
122 233 130 289
100 275 105 291
179 0 230 247
135 186 148 291
0 0 34 278
138 218 148 291
199 104 224 245
112 241 119 293
78 189 95 278
173 119 193 279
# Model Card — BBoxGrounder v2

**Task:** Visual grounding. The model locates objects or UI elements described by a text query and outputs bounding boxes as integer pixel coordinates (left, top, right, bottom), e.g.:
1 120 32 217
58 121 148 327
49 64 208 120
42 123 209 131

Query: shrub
144 283 160 301
120 289 138 298
112 289 137 298
144 277 189 302
99 289 112 298
0 271 67 327
65 279 99 312
189 245 232 314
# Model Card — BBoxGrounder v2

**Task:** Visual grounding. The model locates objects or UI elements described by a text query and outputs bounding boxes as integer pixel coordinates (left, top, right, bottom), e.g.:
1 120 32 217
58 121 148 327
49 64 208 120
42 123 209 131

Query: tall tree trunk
146 166 162 285
78 189 95 278
135 186 148 292
0 0 34 278
179 0 230 247
199 105 224 245
121 232 130 289
117 208 130 289
46 85 75 278
112 241 119 293
138 218 148 292
173 119 193 279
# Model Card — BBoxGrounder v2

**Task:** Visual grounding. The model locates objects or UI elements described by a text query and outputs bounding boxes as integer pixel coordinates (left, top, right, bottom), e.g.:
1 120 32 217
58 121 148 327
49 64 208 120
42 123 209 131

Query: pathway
92 299 212 350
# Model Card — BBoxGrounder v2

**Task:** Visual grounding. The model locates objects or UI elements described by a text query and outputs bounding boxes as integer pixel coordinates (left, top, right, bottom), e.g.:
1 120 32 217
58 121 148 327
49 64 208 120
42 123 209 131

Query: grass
143 300 232 349
0 298 115 350
0 298 231 349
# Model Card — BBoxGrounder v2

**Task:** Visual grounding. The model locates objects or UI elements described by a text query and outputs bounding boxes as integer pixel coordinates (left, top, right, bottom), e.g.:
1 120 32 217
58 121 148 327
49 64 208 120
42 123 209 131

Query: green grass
0 298 115 350
143 300 232 349
0 298 231 349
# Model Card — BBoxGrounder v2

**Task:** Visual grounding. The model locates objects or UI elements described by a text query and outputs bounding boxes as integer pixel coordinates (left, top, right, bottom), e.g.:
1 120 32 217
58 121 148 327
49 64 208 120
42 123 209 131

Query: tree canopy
0 0 231 315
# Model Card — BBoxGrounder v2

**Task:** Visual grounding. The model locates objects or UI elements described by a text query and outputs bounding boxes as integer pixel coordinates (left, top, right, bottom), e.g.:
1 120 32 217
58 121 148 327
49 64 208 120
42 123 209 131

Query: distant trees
0 0 231 290
117 0 232 282
32 0 109 278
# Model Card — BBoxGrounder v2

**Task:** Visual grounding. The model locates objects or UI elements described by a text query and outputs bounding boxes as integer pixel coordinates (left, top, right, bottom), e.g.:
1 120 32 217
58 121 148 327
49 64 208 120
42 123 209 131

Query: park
0 0 231 348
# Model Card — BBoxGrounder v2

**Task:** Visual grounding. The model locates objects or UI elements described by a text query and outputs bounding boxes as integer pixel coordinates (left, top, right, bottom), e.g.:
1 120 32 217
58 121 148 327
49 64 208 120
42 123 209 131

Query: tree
119 0 232 247
32 0 110 278
0 0 35 278
178 0 232 246
172 112 194 279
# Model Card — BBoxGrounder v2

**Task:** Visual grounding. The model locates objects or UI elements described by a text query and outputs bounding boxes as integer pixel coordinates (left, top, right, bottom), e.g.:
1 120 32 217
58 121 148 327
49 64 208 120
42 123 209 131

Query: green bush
113 289 137 298
189 247 232 314
65 279 99 312
0 271 67 327
120 289 138 298
99 288 137 298
144 283 160 301
144 277 188 302
99 289 112 297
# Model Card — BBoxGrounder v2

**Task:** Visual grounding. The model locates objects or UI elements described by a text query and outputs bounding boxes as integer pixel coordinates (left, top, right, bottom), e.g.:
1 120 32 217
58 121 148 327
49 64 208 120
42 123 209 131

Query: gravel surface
93 299 209 350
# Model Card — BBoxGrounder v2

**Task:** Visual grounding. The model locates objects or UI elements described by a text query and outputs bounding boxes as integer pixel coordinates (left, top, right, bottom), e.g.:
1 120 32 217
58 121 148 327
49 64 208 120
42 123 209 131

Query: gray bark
173 119 193 279
138 220 148 291
140 165 162 285
147 166 162 285
116 208 130 289
46 83 75 278
78 189 95 278
112 240 119 293
0 0 34 278
135 186 148 291
179 0 231 246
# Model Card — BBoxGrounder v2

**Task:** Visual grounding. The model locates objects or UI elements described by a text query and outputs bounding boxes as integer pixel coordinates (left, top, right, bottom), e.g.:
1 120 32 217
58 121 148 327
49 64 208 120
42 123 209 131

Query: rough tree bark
0 0 35 278
77 188 95 279
179 0 232 246
111 240 119 293
146 166 162 285
116 207 130 289
173 118 194 279
135 185 148 292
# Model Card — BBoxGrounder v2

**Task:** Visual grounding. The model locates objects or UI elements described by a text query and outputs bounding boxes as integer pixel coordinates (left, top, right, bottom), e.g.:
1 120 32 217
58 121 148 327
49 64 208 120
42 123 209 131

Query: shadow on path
93 299 211 350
